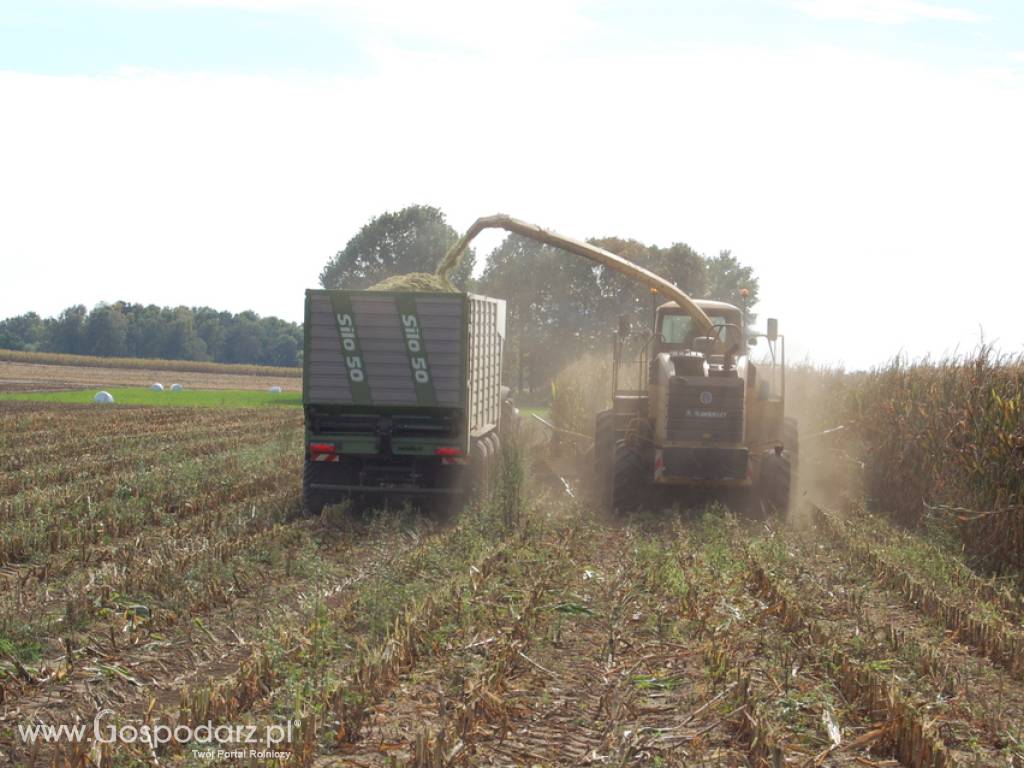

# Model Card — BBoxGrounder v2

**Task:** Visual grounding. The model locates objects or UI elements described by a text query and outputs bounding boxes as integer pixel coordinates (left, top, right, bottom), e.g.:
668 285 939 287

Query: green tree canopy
0 303 303 367
479 234 603 389
320 205 475 290
0 312 44 351
47 305 87 354
84 304 129 357
704 250 759 322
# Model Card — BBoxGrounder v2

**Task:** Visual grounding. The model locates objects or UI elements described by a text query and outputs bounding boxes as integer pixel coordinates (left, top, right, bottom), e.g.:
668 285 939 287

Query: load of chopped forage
367 272 458 292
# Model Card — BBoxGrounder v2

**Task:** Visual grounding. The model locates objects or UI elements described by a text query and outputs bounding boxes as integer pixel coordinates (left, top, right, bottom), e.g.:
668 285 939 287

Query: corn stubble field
0 351 299 394
2 353 1024 768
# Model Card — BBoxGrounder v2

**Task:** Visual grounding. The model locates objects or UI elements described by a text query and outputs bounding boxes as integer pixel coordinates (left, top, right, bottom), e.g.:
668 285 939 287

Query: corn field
789 348 1024 575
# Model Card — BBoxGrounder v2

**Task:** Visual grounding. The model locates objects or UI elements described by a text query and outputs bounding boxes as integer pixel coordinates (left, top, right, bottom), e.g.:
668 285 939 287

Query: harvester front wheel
594 410 615 505
611 439 644 515
595 410 615 472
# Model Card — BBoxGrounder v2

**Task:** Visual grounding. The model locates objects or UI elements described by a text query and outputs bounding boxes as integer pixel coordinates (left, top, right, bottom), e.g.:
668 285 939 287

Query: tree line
2 205 759 380
0 303 303 367
322 205 760 393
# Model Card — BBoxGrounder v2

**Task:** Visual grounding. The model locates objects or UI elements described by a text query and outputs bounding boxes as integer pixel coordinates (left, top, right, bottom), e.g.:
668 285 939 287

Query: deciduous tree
320 205 475 290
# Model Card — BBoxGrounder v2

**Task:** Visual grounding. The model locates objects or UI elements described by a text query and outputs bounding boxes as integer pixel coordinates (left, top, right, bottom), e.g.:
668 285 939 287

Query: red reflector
310 443 336 455
434 447 463 457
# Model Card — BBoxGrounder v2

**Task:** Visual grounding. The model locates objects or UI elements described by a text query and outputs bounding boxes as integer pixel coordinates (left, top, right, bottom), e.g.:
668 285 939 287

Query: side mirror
692 336 715 355
767 318 779 342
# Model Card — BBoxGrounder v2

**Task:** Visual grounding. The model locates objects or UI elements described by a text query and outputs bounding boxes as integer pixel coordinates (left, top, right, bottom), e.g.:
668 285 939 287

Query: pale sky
1 0 1022 369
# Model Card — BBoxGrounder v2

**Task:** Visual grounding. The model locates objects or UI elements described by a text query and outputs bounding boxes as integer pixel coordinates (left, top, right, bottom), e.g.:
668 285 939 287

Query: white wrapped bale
94 391 115 404
150 383 164 391
268 386 283 394
170 383 183 392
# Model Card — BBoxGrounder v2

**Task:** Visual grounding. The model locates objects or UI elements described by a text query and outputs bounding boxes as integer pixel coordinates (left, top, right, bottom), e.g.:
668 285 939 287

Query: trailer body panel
302 289 505 505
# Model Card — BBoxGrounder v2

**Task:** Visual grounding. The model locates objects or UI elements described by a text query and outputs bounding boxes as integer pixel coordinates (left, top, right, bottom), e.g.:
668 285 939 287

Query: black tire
302 458 328 517
594 410 615 504
478 436 492 469
760 451 791 516
470 435 491 496
595 410 615 473
611 439 645 515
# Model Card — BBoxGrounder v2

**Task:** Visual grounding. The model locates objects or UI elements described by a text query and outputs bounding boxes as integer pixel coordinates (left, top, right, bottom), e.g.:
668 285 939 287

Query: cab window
659 313 729 344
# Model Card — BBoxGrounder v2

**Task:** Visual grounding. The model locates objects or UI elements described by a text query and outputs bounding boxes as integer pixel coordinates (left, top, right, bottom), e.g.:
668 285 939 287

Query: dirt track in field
2 403 1024 767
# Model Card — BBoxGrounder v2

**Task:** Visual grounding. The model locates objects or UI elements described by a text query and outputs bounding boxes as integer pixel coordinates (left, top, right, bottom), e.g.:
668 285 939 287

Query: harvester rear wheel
595 410 615 471
611 439 645 515
760 451 791 516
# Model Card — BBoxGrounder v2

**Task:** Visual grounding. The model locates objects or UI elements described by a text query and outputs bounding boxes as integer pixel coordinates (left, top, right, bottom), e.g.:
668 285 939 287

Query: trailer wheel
484 433 501 486
611 439 645 515
470 436 491 495
760 451 791 517
302 458 327 517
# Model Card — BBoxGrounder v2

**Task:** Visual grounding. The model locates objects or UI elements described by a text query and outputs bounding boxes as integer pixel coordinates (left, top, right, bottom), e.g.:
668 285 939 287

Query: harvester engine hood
652 351 747 449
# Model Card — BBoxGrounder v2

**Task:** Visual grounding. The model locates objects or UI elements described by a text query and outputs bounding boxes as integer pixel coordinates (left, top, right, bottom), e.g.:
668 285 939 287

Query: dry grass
814 503 1024 681
747 539 956 768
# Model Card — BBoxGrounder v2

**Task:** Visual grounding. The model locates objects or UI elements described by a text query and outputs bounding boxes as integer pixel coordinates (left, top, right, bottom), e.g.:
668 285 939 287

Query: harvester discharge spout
436 214 715 336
